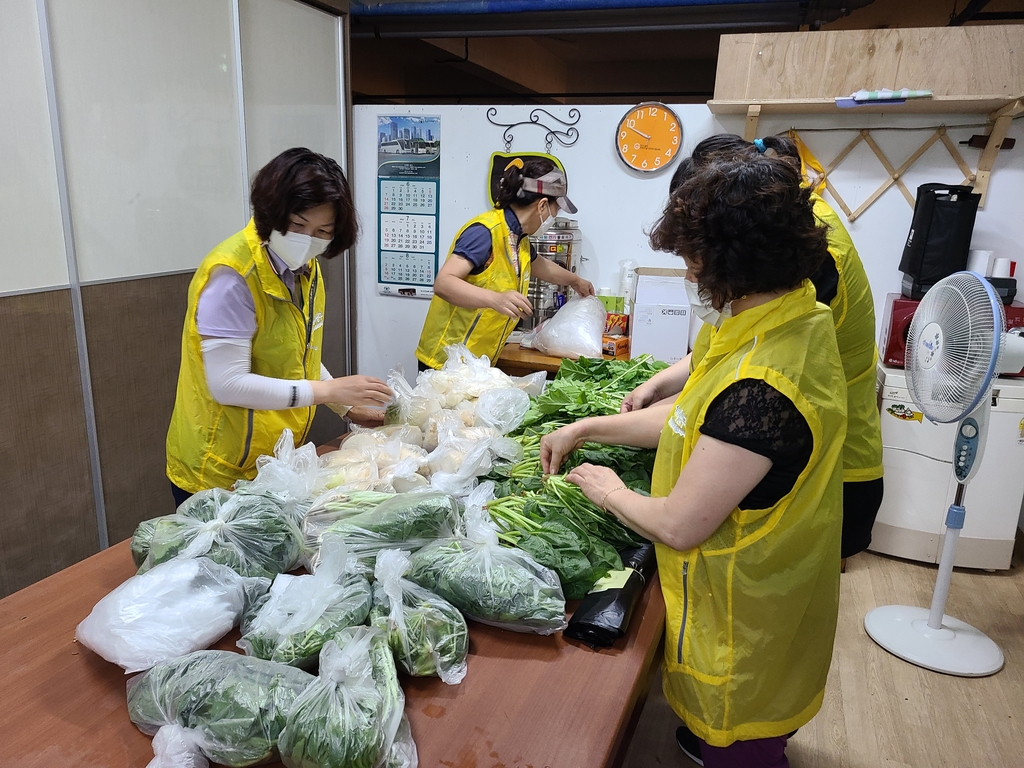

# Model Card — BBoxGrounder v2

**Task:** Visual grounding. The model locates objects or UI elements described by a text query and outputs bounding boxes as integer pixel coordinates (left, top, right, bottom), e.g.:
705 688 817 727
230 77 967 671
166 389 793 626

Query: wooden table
496 343 630 378
0 541 665 768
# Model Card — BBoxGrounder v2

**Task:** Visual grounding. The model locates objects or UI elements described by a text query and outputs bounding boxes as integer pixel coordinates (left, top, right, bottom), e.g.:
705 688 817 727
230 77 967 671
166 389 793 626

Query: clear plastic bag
235 429 319 523
127 650 313 767
370 549 469 684
405 483 567 635
301 489 394 562
238 535 372 667
277 628 393 768
308 492 461 576
474 387 531 435
528 295 606 359
76 557 268 674
512 370 548 397
136 488 303 579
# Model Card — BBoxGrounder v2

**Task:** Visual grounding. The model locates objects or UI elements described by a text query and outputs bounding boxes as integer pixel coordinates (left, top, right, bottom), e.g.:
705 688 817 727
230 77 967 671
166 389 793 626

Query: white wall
0 0 68 295
353 104 1024 379
352 104 721 377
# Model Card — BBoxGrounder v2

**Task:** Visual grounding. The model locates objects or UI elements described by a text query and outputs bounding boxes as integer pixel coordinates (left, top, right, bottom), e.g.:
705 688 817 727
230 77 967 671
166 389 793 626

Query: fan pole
927 485 966 630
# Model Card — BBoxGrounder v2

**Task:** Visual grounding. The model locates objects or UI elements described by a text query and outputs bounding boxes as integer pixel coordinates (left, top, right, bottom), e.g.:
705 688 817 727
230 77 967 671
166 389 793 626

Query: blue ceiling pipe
351 0 788 15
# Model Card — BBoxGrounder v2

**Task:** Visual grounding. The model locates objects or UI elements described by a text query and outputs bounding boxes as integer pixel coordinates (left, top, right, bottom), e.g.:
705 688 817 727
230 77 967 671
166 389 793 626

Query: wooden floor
622 536 1024 768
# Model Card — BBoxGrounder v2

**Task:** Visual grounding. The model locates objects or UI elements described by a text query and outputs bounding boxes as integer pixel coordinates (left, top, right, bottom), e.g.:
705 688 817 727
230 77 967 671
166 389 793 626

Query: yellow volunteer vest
690 197 882 482
416 209 532 369
811 194 883 482
654 281 846 747
166 220 325 493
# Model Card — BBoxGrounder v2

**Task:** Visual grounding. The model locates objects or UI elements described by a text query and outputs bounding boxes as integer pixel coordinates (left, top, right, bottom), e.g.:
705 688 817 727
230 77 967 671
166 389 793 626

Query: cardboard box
630 304 692 364
605 312 629 335
633 267 688 305
602 334 630 357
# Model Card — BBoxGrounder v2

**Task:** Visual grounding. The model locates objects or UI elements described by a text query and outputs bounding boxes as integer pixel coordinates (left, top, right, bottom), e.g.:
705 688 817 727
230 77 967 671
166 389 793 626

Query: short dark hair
250 147 357 259
670 133 802 194
649 157 828 309
494 156 558 209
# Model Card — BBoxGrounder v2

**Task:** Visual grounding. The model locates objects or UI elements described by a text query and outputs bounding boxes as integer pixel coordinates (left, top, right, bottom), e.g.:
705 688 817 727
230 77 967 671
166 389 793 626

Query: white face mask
531 202 556 237
268 230 331 271
684 278 732 328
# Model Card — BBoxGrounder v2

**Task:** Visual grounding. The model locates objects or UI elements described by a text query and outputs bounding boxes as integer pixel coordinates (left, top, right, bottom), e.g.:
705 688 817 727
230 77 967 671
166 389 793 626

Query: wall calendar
376 115 441 298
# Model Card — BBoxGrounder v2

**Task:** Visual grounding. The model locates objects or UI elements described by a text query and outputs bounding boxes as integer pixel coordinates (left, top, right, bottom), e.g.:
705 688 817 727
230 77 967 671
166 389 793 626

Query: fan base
864 605 1004 677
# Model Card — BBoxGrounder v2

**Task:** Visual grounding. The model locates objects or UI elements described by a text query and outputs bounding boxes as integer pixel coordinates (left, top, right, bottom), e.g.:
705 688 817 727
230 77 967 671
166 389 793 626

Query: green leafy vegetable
312 492 460 574
127 650 313 767
406 537 566 634
516 355 668 429
370 549 469 683
139 488 303 579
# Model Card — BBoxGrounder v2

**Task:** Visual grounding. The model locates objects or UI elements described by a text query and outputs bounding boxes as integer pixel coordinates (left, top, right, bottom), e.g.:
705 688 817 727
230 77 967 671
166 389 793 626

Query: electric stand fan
864 271 1024 677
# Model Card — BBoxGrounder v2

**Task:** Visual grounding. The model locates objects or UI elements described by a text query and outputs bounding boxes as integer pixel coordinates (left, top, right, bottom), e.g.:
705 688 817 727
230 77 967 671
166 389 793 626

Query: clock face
615 102 682 173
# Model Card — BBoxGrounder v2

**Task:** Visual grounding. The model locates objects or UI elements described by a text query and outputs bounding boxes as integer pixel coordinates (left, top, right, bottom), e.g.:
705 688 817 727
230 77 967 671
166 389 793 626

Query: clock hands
626 125 652 141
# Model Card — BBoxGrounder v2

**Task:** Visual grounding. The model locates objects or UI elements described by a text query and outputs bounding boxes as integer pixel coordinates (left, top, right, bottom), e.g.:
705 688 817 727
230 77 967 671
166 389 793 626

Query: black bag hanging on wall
899 183 981 299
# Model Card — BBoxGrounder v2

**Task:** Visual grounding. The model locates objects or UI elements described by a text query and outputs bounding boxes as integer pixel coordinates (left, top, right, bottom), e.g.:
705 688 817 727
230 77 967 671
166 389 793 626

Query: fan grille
906 273 1001 422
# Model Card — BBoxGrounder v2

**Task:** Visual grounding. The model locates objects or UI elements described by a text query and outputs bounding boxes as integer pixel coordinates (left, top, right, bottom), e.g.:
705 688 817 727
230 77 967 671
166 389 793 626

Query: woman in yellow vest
166 148 392 507
542 156 846 767
415 157 594 370
623 133 883 567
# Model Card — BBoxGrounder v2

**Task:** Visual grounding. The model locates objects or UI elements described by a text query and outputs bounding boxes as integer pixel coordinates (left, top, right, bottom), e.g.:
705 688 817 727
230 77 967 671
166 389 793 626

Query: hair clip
504 158 525 171
752 139 766 153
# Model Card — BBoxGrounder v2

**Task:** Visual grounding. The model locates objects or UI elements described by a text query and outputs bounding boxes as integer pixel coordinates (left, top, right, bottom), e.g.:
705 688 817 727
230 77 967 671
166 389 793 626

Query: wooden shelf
708 95 1022 117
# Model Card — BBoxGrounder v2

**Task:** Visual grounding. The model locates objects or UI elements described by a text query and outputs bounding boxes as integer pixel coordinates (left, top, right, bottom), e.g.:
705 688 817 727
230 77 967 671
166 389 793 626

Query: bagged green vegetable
309 492 460 576
235 428 321 523
406 483 566 635
127 650 313 767
370 549 468 684
300 489 394 564
138 488 303 579
130 516 167 568
278 626 409 768
239 535 372 667
366 624 418 768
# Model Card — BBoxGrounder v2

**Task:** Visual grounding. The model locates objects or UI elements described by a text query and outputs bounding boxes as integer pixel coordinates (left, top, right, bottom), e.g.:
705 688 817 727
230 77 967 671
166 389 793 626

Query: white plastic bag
528 295 606 359
135 488 303 579
238 535 372 667
277 628 397 768
371 549 469 684
127 650 313 768
236 429 319 522
474 387 531 434
512 370 548 397
76 557 268 673
405 482 568 635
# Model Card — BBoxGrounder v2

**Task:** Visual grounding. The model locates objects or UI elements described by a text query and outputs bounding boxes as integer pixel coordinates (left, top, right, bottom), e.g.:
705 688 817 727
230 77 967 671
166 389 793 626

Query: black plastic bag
563 543 657 649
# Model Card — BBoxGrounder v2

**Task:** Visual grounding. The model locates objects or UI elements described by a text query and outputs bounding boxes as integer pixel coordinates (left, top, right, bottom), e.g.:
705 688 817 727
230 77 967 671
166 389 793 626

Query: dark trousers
170 483 193 511
842 477 885 559
699 735 789 767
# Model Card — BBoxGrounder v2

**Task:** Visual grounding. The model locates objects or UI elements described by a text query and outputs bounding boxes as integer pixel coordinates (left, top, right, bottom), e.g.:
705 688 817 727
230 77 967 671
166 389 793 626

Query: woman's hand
311 375 392 407
490 290 533 319
540 422 587 474
347 406 386 428
572 276 595 297
565 463 626 509
621 380 661 413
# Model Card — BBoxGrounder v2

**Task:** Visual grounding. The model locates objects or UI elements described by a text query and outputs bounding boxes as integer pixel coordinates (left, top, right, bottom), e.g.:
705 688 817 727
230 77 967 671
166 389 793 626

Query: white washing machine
873 363 1024 570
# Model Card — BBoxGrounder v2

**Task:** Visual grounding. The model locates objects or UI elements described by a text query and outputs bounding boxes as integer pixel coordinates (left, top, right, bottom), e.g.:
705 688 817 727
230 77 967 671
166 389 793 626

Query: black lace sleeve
698 379 814 510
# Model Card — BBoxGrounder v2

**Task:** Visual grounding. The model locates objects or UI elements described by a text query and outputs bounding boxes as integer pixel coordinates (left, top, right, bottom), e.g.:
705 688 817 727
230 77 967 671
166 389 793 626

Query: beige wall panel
240 0 344 174
0 0 69 294
82 273 193 544
46 0 246 283
0 290 97 596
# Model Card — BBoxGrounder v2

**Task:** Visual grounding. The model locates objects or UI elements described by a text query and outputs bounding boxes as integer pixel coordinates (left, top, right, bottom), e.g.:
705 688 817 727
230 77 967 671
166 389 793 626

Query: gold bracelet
600 485 628 511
